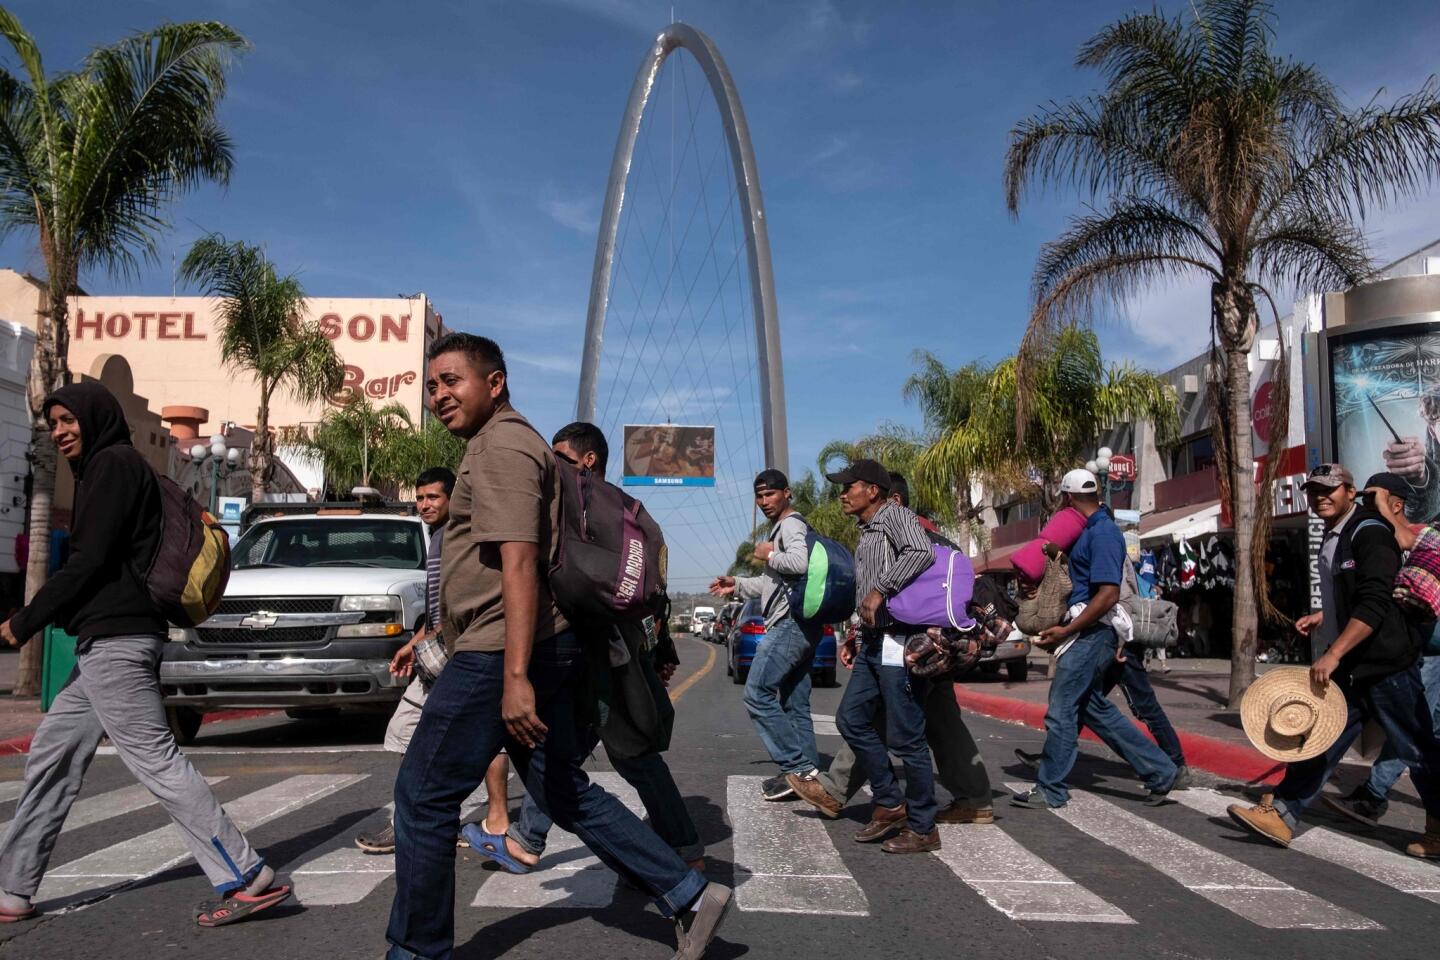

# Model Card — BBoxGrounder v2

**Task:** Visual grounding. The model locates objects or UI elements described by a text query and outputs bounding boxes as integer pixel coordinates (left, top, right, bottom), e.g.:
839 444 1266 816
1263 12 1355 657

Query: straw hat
1240 667 1348 763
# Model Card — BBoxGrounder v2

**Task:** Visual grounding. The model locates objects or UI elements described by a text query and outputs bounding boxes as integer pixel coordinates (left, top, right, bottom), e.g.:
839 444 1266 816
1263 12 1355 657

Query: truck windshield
233 519 426 570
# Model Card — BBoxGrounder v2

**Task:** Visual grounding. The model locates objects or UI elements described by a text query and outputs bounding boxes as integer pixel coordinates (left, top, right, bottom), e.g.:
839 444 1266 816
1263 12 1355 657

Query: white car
160 508 429 742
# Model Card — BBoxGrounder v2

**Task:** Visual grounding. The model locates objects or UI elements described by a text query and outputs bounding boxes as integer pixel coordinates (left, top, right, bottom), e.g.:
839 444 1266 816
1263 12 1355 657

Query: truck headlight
337 595 406 637
167 626 188 643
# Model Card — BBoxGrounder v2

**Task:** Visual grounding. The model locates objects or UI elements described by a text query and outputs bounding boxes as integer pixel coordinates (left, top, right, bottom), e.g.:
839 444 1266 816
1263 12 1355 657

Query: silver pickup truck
160 504 429 742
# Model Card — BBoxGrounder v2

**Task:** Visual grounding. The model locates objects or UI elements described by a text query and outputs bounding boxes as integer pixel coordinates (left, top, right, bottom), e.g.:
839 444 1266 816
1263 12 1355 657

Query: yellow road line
669 637 717 703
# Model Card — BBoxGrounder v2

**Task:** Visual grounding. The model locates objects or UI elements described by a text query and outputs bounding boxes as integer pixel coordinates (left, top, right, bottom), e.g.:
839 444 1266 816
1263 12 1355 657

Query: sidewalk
956 655 1297 784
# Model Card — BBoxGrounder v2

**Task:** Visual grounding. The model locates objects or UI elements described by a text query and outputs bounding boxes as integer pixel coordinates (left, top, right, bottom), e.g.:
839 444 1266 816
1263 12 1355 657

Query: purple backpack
886 544 977 630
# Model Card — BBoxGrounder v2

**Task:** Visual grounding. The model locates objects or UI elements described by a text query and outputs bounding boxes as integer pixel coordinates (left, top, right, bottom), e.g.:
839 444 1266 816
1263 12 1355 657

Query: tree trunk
1225 345 1259 707
954 482 973 553
250 389 271 504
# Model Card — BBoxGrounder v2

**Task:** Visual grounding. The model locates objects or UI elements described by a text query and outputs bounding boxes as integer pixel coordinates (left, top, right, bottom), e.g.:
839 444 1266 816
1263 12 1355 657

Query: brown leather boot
881 826 941 854
787 772 842 819
853 803 906 843
935 802 995 825
1227 795 1293 848
1406 815 1440 859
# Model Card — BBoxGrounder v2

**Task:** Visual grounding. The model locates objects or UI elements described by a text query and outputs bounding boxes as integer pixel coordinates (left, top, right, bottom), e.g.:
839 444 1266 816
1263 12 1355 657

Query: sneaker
1406 815 1440 859
787 771 843 819
1009 789 1051 810
853 803 907 843
1142 790 1174 807
762 774 798 802
1227 795 1293 848
1013 748 1041 770
1321 786 1388 828
354 822 397 855
935 802 995 824
1170 765 1192 791
881 826 941 854
672 882 732 959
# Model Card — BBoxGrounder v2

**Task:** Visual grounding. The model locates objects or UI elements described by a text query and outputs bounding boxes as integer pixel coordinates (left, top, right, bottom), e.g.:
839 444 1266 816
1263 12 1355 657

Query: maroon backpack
550 459 666 623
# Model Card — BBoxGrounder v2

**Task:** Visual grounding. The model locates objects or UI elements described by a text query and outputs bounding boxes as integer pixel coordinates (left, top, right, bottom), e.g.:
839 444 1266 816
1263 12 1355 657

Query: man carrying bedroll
0 382 288 927
709 469 823 801
1227 466 1440 857
386 333 730 960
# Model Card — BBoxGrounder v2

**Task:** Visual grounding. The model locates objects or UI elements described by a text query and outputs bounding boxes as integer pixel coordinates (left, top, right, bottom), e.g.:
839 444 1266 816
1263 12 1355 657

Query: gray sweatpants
0 635 264 897
820 678 992 808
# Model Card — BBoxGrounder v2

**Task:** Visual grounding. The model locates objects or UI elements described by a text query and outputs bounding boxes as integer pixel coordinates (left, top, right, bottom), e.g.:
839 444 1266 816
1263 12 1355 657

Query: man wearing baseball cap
1227 466 1440 858
710 469 824 801
1011 468 1178 811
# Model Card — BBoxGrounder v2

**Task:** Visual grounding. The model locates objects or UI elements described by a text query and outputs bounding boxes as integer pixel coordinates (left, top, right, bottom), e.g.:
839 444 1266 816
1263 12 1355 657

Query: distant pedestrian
1228 467 1440 858
826 459 943 854
709 469 823 801
355 467 512 855
386 335 729 960
0 382 289 926
1011 468 1177 810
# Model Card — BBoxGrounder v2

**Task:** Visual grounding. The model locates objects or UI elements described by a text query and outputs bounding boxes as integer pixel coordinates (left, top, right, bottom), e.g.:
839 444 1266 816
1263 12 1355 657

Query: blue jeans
1103 642 1186 768
1365 656 1440 799
1275 664 1440 826
742 616 820 774
385 632 707 960
1037 626 1177 807
837 635 937 834
511 744 703 862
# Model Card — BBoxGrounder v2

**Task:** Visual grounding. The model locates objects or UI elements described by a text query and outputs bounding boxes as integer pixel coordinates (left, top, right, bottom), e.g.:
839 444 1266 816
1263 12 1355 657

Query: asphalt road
1 634 1436 960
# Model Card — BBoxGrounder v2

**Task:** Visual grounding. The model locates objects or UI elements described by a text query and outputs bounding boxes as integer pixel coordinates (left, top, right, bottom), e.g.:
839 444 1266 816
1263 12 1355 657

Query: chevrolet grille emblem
239 611 280 630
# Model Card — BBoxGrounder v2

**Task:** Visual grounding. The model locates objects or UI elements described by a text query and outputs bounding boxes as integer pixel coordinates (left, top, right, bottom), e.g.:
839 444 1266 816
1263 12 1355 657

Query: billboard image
1330 327 1440 523
622 424 716 487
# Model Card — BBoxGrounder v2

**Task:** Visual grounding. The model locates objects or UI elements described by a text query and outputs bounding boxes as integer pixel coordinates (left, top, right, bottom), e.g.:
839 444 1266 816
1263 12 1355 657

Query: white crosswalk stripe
0 781 26 803
0 778 226 839
471 772 644 909
932 823 1133 923
1175 788 1440 905
810 713 840 738
37 774 366 911
727 774 869 916
1005 782 1378 930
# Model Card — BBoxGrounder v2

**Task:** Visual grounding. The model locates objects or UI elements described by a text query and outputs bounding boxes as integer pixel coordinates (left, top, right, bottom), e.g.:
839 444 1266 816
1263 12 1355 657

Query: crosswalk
2 770 1439 930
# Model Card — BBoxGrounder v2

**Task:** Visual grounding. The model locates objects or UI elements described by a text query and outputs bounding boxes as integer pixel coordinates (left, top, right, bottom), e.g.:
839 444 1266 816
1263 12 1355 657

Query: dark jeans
385 632 706 960
1364 655 1440 800
511 744 703 862
836 635 937 834
1102 642 1186 767
1274 665 1440 826
742 616 821 774
1037 626 1177 807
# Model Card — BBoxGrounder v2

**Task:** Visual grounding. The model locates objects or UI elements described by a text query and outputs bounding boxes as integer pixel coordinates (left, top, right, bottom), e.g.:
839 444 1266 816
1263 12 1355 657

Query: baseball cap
1059 468 1099 494
753 468 789 492
1302 463 1355 491
825 458 891 491
1362 472 1410 502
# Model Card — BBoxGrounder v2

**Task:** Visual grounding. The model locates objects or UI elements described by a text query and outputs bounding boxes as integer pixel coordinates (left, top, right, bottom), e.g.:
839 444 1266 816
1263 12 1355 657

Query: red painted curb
0 708 280 757
955 684 1285 785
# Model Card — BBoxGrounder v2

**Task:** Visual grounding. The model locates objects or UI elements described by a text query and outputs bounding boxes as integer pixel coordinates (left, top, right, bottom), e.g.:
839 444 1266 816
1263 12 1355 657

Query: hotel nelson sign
70 303 421 409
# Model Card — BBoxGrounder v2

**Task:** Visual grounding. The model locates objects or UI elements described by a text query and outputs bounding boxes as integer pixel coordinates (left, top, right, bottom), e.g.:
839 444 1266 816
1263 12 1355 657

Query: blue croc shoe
461 823 532 875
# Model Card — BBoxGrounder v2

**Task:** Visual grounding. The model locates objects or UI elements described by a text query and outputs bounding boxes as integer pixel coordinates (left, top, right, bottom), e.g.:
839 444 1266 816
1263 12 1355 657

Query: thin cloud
541 191 600 235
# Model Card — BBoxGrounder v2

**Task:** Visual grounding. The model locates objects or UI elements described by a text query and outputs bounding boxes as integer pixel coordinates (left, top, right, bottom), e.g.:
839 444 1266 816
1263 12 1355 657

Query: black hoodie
10 381 165 649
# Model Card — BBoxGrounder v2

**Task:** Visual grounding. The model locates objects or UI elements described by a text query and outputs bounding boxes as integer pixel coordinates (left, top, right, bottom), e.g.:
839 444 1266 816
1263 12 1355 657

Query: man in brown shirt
385 333 730 960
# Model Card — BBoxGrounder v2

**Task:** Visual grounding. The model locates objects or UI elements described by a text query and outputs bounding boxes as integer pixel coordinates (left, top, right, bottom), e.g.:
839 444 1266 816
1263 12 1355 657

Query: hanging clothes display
1177 537 1198 590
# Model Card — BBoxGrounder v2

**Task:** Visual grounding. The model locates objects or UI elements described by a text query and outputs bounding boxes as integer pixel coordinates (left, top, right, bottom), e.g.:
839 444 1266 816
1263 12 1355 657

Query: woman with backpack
0 382 289 927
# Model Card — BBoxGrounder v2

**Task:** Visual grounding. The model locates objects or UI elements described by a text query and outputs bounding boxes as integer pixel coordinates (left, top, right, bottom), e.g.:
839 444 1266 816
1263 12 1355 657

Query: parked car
726 598 838 687
671 612 693 635
160 502 427 743
692 606 717 641
713 601 743 645
972 627 1032 682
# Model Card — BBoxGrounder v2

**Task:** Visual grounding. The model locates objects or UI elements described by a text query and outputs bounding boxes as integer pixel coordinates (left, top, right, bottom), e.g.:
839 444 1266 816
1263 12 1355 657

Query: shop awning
1139 501 1222 543
972 541 1027 574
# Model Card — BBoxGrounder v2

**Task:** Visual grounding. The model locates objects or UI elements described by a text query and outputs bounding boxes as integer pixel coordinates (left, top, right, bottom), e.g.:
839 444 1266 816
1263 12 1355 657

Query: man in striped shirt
827 458 943 854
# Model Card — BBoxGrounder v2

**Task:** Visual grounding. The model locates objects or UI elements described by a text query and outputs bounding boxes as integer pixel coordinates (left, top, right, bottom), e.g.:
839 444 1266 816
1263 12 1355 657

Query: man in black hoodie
0 381 290 925
1227 465 1440 858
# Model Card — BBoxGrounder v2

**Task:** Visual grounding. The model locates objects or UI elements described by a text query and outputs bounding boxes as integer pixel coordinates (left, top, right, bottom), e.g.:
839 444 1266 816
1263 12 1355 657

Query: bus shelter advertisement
622 424 716 487
1331 325 1440 524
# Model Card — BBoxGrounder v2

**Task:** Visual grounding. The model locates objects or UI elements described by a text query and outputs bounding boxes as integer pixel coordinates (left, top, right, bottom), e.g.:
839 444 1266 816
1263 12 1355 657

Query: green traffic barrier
40 625 78 712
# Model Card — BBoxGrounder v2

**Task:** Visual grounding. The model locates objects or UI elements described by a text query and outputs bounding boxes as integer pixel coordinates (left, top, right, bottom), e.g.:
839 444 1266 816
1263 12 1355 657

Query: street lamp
190 434 243 514
1092 446 1115 506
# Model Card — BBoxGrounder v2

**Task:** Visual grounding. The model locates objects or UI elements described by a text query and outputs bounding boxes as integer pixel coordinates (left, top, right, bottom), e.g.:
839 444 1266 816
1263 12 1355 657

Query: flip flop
195 884 292 928
460 823 531 874
0 906 36 923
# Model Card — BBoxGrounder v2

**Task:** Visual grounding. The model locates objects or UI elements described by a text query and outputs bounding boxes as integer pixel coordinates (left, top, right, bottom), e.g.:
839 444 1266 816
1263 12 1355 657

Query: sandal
195 884 292 927
460 823 531 874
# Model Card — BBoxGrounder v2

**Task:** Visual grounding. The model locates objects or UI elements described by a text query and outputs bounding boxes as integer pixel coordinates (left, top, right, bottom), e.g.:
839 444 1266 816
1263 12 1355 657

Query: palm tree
293 397 415 495
1003 0 1440 703
179 235 344 503
0 10 246 694
904 354 993 549
374 414 466 489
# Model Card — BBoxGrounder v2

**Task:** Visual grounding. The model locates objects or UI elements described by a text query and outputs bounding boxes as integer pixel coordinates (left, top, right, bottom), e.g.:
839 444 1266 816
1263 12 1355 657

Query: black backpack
549 459 667 624
141 470 231 627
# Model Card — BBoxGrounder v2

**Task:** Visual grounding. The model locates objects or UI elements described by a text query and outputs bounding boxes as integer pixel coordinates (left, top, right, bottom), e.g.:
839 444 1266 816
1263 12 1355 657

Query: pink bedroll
1010 507 1087 583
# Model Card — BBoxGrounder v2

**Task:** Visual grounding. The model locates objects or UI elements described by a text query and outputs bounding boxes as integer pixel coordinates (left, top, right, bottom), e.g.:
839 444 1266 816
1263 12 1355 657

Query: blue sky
5 0 1440 583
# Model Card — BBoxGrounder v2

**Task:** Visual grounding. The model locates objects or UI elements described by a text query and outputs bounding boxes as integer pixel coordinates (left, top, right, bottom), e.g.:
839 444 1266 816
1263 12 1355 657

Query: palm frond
1250 214 1373 293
